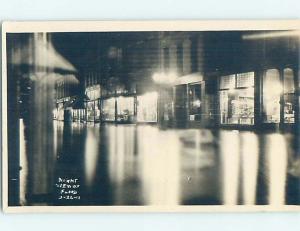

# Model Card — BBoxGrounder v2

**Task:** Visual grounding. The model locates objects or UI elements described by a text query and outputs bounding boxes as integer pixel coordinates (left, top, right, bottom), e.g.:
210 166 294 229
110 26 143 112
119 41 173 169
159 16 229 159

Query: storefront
217 68 297 130
72 109 85 122
102 97 116 122
85 85 101 122
166 67 297 131
85 100 100 122
100 91 159 124
56 102 64 121
172 73 205 127
219 72 255 126
137 92 158 123
261 67 296 128
116 96 135 123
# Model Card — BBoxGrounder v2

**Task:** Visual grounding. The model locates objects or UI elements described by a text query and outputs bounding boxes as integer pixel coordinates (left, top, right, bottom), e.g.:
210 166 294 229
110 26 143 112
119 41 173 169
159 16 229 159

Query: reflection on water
264 134 288 205
20 121 300 206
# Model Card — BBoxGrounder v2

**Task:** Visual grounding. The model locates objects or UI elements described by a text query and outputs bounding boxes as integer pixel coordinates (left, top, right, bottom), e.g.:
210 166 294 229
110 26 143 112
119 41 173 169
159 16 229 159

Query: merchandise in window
219 72 255 125
283 68 295 123
188 83 202 121
116 96 134 122
102 98 115 121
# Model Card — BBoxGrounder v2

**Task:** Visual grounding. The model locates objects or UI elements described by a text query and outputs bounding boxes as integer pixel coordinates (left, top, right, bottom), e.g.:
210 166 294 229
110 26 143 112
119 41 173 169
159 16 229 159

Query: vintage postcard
2 20 300 213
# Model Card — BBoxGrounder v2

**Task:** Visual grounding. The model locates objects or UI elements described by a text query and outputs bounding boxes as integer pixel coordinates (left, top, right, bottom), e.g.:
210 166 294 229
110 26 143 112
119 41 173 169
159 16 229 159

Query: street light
152 72 177 85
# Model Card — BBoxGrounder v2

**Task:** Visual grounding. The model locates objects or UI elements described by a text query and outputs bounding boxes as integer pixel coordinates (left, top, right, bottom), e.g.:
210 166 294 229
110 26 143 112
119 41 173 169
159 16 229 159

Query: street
19 121 300 206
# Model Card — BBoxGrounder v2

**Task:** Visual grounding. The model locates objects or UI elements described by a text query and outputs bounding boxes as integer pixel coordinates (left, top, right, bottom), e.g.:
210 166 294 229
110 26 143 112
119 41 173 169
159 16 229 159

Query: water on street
20 121 300 206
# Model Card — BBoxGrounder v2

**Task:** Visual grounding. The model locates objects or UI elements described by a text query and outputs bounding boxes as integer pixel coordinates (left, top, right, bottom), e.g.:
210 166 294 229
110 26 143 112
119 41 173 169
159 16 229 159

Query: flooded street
20 121 300 206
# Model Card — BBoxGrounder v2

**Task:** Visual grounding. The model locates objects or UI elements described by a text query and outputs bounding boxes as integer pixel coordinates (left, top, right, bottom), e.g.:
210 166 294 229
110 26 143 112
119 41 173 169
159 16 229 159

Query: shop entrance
175 84 188 127
188 82 203 122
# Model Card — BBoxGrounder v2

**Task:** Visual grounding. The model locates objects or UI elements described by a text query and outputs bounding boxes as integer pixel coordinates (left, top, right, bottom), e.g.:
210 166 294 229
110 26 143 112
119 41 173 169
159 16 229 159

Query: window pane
284 94 295 123
137 92 158 122
237 72 254 88
263 69 281 123
284 68 295 123
220 91 229 124
103 98 115 121
284 68 295 93
189 84 202 120
220 74 235 89
219 88 254 125
86 101 95 121
117 96 134 122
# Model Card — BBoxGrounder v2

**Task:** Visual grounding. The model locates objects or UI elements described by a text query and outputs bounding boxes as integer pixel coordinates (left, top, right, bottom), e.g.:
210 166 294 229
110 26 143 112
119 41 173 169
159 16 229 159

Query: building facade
53 31 300 132
157 31 300 131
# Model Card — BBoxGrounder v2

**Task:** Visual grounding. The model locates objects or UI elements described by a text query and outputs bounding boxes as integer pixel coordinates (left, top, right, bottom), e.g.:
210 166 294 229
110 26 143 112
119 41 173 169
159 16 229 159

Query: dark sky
51 32 159 72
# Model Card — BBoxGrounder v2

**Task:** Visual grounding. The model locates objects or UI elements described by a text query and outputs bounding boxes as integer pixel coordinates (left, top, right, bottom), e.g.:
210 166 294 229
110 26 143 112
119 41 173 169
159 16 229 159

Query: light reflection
20 121 298 206
265 134 288 205
178 129 218 204
140 126 180 205
220 130 240 205
19 119 28 205
84 126 99 189
240 132 259 205
107 125 138 204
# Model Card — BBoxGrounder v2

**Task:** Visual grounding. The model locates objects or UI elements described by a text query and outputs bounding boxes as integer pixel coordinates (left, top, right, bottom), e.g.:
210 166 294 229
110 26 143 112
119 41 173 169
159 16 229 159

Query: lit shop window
102 98 115 121
283 68 295 123
72 109 84 121
137 92 158 122
263 69 281 123
188 83 202 121
86 101 95 121
116 96 134 122
219 72 255 125
94 103 100 121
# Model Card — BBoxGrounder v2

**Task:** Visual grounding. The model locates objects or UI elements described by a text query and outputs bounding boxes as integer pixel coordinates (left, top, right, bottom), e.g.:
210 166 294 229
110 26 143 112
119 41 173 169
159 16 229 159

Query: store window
137 92 158 122
102 98 115 121
86 101 95 122
188 83 202 121
72 109 85 122
94 103 100 122
116 96 134 122
283 68 295 123
219 72 255 125
263 69 281 123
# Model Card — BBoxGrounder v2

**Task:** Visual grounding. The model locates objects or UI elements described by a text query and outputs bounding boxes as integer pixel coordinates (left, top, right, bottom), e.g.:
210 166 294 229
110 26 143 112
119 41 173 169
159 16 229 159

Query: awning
11 35 77 74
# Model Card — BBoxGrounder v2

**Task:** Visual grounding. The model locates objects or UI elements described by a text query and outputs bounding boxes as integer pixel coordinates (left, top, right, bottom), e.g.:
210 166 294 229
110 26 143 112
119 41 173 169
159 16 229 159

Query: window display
220 88 254 125
219 72 254 125
102 98 115 121
86 101 96 122
263 69 281 123
72 109 84 122
116 96 134 122
283 68 295 123
137 92 158 122
188 83 202 121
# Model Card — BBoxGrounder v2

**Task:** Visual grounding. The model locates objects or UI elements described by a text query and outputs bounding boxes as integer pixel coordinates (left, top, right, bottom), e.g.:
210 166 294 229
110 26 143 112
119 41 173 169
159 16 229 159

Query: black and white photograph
2 21 300 212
